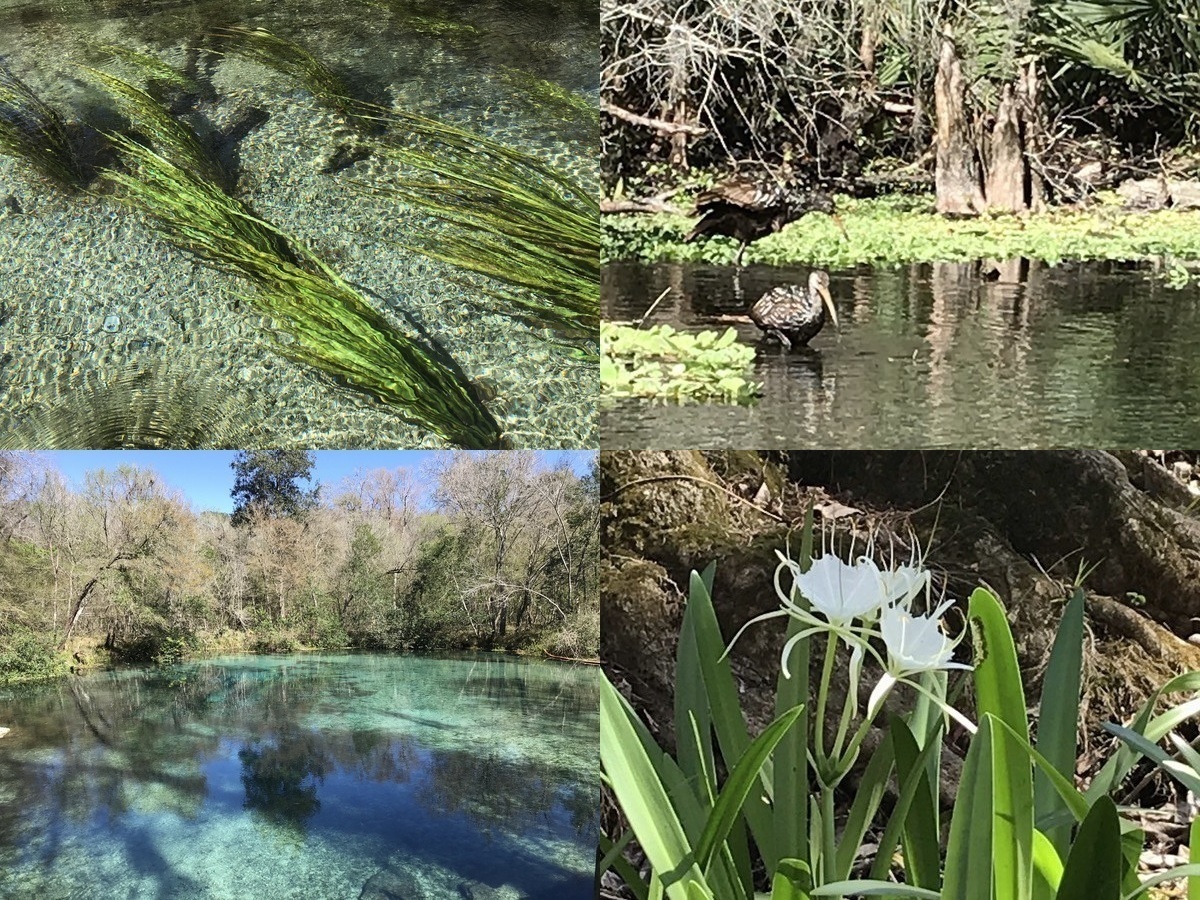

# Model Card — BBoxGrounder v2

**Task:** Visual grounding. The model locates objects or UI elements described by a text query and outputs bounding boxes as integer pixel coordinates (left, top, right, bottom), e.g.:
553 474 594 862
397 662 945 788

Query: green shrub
0 626 68 682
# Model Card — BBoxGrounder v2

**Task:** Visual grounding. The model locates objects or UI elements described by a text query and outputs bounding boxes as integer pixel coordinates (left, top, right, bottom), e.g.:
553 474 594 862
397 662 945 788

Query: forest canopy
0 451 599 682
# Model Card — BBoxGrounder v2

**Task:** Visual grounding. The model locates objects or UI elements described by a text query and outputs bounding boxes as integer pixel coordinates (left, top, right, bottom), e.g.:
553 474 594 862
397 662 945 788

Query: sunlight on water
0 653 598 899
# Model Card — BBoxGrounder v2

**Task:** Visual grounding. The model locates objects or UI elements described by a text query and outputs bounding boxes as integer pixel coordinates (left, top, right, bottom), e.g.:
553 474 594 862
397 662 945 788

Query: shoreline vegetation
603 191 1200 272
0 451 600 686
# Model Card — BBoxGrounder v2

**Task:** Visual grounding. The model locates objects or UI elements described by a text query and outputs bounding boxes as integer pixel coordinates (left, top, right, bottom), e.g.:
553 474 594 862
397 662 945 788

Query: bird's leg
734 243 747 267
732 266 744 303
774 329 792 350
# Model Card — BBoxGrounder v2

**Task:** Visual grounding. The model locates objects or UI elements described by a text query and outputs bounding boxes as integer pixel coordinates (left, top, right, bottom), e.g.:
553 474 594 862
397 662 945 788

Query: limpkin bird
685 176 842 266
749 271 838 348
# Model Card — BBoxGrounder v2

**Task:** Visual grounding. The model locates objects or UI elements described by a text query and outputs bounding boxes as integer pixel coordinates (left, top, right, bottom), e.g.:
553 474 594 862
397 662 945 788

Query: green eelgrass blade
677 579 716 799
353 101 598 343
600 675 709 900
0 63 82 188
105 136 502 448
867 719 944 884
1057 795 1123 900
207 25 352 113
195 25 597 349
968 587 1034 900
88 43 202 94
83 67 223 185
810 882 939 898
1035 588 1084 858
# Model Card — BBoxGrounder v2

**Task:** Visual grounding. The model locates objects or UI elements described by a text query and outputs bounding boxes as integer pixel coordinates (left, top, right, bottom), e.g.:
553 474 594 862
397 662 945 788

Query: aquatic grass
104 136 504 449
497 67 599 130
601 322 758 402
83 67 223 185
88 43 202 95
194 25 598 352
207 25 352 114
0 62 82 188
355 103 600 346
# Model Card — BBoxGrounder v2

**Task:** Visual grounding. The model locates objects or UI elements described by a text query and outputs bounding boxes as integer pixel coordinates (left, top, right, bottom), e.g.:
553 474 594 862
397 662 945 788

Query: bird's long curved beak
818 283 839 330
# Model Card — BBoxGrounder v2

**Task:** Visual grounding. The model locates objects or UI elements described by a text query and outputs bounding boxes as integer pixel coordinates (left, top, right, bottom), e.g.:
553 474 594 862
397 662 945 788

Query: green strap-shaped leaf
771 859 814 900
1035 589 1084 859
1057 795 1123 900
687 570 777 869
775 508 814 870
600 676 708 900
695 704 805 873
889 716 941 890
943 713 995 900
969 588 1034 900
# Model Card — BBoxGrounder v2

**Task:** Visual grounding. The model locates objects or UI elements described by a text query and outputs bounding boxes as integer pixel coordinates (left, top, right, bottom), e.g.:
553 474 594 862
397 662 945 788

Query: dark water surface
602 260 1200 447
0 654 598 899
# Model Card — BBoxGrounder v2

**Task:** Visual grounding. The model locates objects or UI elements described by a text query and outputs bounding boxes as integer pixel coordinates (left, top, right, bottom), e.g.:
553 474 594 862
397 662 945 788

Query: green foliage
601 536 1199 900
0 626 68 682
604 194 1200 268
104 136 504 448
601 323 759 403
231 451 319 526
0 63 83 189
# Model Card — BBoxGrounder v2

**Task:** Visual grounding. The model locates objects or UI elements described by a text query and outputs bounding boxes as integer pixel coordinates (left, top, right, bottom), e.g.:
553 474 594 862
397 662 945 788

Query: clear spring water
602 259 1200 447
0 0 597 448
0 653 599 899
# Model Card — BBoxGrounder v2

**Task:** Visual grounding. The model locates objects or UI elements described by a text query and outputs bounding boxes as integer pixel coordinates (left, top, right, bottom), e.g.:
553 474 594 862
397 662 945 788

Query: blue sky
38 451 596 514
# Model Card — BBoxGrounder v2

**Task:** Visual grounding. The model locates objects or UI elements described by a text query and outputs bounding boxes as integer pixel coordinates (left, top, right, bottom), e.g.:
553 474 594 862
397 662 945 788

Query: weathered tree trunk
934 37 985 215
936 39 1045 214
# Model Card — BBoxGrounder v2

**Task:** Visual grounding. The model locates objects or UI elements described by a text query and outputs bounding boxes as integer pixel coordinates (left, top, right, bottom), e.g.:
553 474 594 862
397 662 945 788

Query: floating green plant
601 322 759 403
0 63 82 188
207 25 352 113
105 136 504 449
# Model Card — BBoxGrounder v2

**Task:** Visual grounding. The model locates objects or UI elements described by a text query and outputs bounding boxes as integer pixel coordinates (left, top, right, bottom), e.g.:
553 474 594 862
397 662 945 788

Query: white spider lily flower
867 599 974 728
786 553 890 627
877 562 931 607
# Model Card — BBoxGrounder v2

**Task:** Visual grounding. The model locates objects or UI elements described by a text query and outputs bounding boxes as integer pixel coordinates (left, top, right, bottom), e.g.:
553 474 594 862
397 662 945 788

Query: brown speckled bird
749 271 838 348
685 176 841 266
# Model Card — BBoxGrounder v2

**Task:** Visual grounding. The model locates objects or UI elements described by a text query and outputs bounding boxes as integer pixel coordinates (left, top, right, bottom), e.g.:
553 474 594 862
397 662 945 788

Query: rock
359 868 425 900
0 727 10 738
1117 177 1168 210
1169 180 1200 209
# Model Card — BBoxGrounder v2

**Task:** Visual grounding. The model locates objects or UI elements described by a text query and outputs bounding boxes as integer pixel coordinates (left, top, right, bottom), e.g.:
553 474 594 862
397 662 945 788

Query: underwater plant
359 101 599 349
104 135 504 449
83 67 224 185
0 62 83 188
206 24 598 353
207 25 352 114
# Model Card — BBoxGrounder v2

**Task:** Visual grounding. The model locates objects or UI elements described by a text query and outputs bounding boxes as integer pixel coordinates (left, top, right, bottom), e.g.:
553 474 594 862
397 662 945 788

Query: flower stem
820 782 839 894
814 630 837 768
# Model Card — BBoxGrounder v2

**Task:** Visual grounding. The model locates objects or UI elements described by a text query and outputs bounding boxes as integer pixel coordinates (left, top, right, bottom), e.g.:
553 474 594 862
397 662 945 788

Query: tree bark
934 37 985 215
